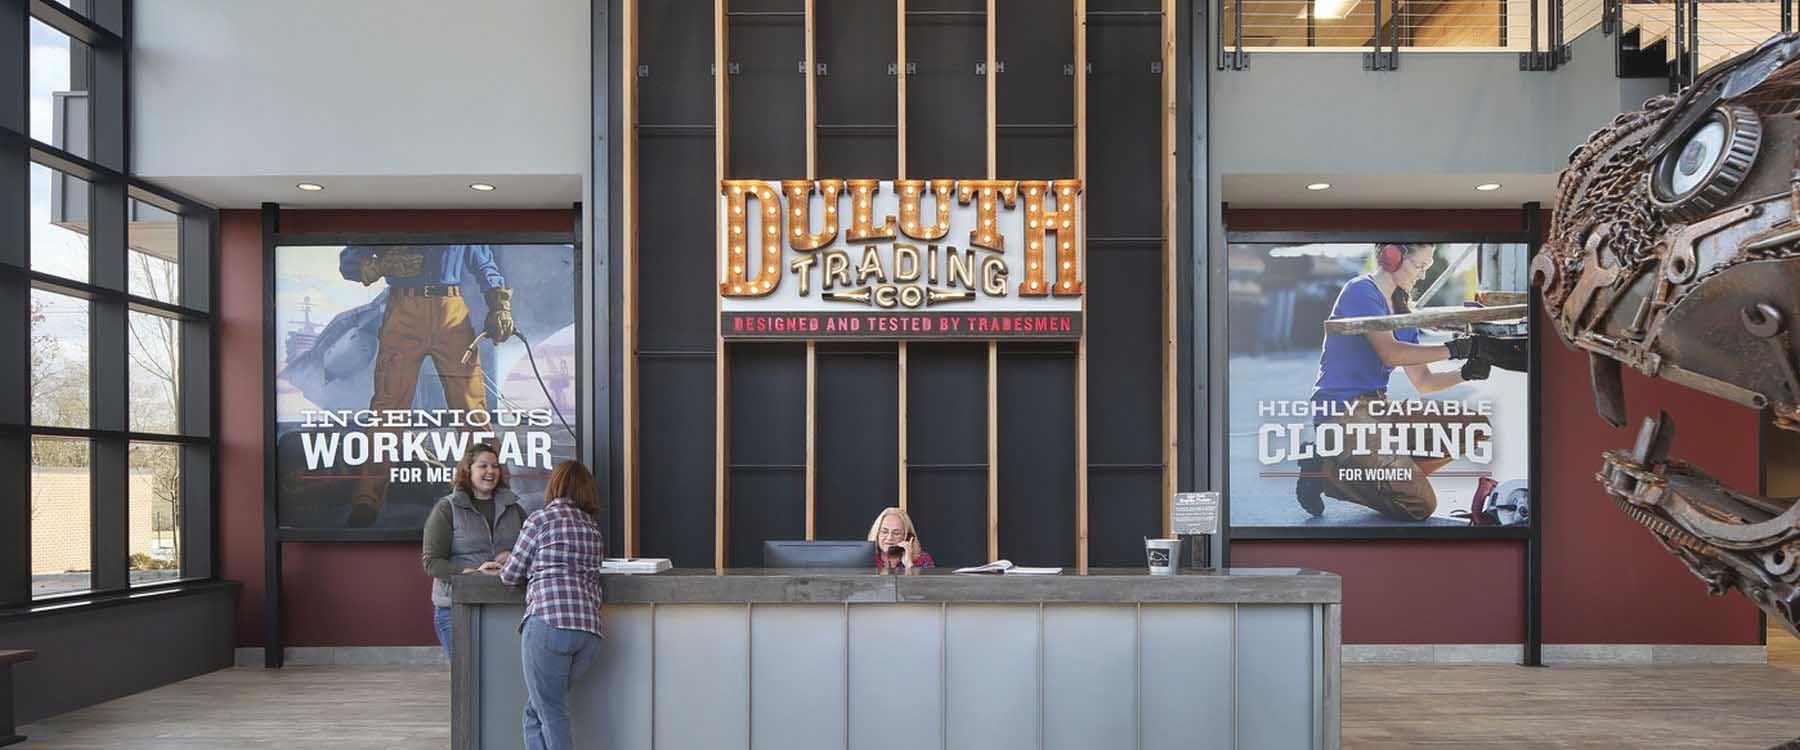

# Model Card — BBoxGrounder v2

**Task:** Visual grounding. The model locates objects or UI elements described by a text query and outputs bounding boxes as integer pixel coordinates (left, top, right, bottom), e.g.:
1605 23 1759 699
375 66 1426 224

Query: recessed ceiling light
296 183 324 192
1475 183 1503 192
469 183 497 192
1305 183 1331 191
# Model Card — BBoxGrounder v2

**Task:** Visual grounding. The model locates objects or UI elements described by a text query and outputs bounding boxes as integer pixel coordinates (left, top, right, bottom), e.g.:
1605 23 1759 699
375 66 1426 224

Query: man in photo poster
1293 243 1523 521
339 245 514 527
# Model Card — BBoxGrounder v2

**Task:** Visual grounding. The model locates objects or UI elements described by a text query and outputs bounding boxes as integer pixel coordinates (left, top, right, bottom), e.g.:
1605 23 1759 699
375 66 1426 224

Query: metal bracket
975 62 1006 75
1363 50 1398 71
730 62 741 75
1064 63 1074 76
817 62 828 76
976 62 986 76
1151 60 1163 75
711 62 739 76
1518 51 1559 71
888 62 916 76
638 64 649 78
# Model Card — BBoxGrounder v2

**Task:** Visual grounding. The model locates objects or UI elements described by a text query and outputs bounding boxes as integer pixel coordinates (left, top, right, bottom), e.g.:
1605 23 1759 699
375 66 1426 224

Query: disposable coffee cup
1145 538 1180 575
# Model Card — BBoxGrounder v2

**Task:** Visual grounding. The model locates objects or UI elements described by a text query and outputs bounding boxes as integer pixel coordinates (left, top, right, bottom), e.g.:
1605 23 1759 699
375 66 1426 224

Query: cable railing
1215 0 1793 82
1218 0 1611 69
1619 0 1789 84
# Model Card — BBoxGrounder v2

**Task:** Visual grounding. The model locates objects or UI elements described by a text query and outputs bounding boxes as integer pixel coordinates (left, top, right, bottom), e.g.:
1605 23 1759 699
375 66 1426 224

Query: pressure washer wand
459 330 577 442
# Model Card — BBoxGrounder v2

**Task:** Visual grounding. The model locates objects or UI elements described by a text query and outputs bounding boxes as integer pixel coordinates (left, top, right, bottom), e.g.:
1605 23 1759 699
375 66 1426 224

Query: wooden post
621 0 641 556
1075 0 1090 569
714 0 731 569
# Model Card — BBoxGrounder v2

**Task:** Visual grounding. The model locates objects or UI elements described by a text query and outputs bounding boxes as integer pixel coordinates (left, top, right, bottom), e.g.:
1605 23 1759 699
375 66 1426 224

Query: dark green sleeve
421 500 459 580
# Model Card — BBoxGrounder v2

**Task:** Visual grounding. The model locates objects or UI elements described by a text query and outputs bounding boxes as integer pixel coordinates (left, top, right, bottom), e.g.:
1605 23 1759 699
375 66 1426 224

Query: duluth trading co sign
718 179 1084 340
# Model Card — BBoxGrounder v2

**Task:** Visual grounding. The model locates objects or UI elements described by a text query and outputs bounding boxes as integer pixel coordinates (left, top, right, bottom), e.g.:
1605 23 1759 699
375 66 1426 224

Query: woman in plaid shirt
495 461 605 750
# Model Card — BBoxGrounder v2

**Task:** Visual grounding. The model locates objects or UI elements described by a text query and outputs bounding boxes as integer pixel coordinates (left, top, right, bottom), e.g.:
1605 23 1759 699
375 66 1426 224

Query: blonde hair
866 506 922 547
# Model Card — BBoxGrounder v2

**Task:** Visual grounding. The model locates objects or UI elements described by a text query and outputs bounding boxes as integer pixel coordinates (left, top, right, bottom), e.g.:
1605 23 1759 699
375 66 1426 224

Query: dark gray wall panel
0 586 235 723
636 135 718 351
906 342 987 464
998 346 1077 566
905 469 988 567
638 357 717 568
1088 469 1164 567
905 7 986 178
638 0 717 127
996 0 1074 180
817 0 898 179
728 344 807 466
816 347 900 541
1084 15 1161 239
727 14 806 178
728 469 808 567
1085 244 1161 464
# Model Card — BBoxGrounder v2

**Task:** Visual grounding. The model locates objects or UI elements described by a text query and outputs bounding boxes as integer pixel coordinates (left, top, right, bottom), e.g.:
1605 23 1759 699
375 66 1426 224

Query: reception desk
452 568 1342 750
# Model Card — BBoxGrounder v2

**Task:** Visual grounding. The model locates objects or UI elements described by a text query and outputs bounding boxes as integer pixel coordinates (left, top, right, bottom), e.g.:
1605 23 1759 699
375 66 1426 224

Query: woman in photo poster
1294 243 1522 521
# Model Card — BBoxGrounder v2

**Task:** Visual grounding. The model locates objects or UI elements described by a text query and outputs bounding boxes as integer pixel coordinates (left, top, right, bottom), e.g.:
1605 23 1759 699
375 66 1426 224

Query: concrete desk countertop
452 566 1341 605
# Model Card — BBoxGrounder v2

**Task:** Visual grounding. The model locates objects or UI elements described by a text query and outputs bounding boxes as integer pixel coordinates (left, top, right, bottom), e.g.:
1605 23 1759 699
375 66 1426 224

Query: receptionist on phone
867 507 935 569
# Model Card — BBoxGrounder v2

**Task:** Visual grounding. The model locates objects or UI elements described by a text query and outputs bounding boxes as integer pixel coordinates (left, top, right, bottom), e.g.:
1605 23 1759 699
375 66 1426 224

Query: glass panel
129 199 182 304
32 436 92 599
129 442 182 585
30 163 92 283
129 310 181 435
30 288 90 429
29 18 91 157
44 1 94 22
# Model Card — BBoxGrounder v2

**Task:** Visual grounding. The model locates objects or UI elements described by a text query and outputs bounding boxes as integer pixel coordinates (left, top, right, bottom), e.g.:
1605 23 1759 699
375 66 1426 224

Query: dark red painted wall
219 206 1759 646
219 209 575 646
1226 208 1761 646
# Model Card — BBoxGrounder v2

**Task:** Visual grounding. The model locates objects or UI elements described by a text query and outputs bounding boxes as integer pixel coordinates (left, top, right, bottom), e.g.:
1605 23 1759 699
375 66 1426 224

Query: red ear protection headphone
1378 243 1405 273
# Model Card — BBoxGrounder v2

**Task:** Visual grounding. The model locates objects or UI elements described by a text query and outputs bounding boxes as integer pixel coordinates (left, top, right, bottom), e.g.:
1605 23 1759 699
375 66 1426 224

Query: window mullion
90 433 127 592
2 0 32 608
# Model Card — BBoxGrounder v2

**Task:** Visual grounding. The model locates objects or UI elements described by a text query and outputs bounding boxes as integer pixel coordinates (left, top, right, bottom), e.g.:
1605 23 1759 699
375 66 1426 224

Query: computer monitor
763 540 876 569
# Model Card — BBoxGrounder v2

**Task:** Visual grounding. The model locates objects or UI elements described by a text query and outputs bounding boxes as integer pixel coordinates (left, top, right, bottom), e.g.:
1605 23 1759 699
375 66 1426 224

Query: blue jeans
520 616 601 750
433 606 454 662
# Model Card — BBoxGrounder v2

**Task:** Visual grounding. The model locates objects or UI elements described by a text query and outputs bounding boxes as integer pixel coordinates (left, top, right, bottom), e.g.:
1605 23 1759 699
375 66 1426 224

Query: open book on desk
952 559 1062 575
602 558 671 574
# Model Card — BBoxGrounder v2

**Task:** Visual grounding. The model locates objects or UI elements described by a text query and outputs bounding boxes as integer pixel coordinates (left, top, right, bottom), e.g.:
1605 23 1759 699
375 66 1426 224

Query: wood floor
16 633 1800 748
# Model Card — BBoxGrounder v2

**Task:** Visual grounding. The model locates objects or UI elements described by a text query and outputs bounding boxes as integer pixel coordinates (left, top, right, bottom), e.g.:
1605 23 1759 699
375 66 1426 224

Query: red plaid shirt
874 550 935 569
499 499 605 638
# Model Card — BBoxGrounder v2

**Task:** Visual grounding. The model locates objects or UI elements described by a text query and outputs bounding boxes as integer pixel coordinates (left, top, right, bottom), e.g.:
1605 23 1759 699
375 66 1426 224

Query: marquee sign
718 179 1084 340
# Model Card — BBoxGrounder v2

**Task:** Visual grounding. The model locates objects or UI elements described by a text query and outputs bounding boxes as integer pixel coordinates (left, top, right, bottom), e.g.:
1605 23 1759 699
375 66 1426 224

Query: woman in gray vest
422 442 529 660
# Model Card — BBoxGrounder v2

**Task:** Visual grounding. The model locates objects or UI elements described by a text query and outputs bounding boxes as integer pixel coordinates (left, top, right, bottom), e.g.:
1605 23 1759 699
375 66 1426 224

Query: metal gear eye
1648 105 1761 222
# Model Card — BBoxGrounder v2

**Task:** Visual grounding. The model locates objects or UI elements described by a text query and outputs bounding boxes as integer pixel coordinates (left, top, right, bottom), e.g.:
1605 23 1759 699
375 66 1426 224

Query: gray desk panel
752 605 849 750
593 605 653 750
453 571 1341 750
1236 605 1317 750
1043 605 1138 750
945 605 1040 750
1140 605 1236 750
475 606 627 750
848 605 945 750
654 605 750 749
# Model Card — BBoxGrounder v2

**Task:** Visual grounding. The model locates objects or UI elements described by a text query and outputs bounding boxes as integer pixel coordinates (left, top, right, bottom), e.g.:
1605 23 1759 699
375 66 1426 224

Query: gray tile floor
17 637 1800 748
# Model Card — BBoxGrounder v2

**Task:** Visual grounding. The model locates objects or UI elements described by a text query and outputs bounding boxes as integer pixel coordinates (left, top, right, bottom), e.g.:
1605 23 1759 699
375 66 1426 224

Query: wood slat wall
625 0 1175 569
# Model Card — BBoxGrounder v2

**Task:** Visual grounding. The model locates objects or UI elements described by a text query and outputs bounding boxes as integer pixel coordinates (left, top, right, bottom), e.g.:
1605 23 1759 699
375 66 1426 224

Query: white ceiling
145 174 583 210
1222 173 1559 209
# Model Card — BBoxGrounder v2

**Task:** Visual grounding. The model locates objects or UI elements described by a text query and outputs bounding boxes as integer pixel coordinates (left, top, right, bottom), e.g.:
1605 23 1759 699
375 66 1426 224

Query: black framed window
2 0 217 607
